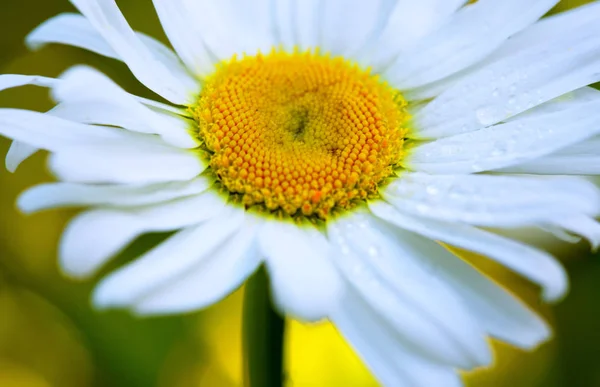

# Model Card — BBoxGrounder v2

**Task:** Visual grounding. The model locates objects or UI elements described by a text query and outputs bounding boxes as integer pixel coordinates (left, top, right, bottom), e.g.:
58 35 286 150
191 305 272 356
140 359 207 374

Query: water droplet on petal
475 107 496 126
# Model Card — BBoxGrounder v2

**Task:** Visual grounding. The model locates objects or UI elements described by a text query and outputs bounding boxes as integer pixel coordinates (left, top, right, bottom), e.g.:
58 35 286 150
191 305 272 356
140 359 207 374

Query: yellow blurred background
1 1 599 386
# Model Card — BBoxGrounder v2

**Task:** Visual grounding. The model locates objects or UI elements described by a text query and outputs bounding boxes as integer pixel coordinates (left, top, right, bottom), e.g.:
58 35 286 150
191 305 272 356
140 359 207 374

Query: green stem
243 266 285 387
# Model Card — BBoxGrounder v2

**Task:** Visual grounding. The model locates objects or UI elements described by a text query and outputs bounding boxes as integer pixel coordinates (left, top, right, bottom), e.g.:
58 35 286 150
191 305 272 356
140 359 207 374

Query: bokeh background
1 1 599 386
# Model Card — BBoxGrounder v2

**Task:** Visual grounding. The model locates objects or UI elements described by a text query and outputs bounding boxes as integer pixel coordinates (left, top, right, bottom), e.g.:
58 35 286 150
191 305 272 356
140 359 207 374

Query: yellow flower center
192 50 410 220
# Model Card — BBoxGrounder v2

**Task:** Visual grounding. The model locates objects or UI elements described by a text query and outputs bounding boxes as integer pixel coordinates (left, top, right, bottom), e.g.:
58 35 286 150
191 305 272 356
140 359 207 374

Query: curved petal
135 218 261 315
1 74 57 171
6 141 37 173
27 13 118 57
331 291 462 386
258 221 343 322
52 66 198 148
59 210 147 278
328 212 491 369
93 207 244 308
548 215 600 250
369 201 568 301
60 191 227 278
0 74 57 91
384 222 551 349
69 0 197 104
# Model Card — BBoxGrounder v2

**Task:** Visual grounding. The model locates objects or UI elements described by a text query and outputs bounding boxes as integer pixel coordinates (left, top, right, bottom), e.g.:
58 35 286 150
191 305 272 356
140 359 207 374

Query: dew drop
475 107 497 126
426 185 440 195
491 141 508 157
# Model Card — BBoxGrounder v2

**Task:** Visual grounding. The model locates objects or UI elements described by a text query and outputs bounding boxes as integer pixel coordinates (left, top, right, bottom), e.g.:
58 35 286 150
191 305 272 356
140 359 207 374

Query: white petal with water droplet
369 201 568 301
408 98 600 174
381 173 600 227
413 15 600 138
328 212 491 369
331 289 463 386
385 0 559 90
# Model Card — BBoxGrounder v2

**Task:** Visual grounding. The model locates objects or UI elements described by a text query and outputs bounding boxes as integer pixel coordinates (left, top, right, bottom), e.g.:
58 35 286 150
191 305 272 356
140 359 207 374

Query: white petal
49 100 146 132
258 221 343 322
18 176 213 213
190 0 274 60
1 75 57 172
93 207 244 308
414 17 600 138
319 0 395 58
499 154 600 175
369 201 568 301
499 129 600 175
0 108 154 151
361 0 467 70
0 74 56 91
386 223 551 349
135 218 261 315
406 1 600 101
135 96 190 116
509 86 600 117
27 13 118 58
549 215 600 250
501 1 600 52
59 210 146 278
270 0 296 51
331 291 463 386
69 0 196 104
48 145 205 184
5 141 37 173
328 213 491 369
153 0 274 75
293 0 321 51
381 173 600 227
408 98 600 174
60 191 227 278
151 0 215 75
52 66 197 148
385 0 559 90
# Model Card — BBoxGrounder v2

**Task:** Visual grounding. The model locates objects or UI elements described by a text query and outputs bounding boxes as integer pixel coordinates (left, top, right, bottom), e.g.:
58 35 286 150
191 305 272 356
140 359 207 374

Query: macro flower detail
194 50 409 219
1 0 600 386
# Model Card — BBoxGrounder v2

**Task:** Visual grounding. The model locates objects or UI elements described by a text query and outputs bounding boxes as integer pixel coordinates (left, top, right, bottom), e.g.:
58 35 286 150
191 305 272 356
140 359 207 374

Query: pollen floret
193 50 410 219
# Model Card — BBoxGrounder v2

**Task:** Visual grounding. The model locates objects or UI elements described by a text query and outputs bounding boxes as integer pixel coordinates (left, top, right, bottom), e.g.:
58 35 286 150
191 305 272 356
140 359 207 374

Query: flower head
2 0 600 385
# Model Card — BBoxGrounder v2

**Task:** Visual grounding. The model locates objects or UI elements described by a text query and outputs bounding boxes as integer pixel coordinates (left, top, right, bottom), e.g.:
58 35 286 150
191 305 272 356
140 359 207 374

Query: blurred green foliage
1 1 599 386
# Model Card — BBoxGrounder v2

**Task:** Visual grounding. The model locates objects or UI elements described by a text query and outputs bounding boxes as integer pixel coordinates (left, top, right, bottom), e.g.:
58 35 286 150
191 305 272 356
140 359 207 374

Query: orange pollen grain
193 50 410 219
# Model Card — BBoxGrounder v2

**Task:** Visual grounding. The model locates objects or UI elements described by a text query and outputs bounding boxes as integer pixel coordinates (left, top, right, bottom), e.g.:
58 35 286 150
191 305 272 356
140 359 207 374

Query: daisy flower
2 0 600 385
